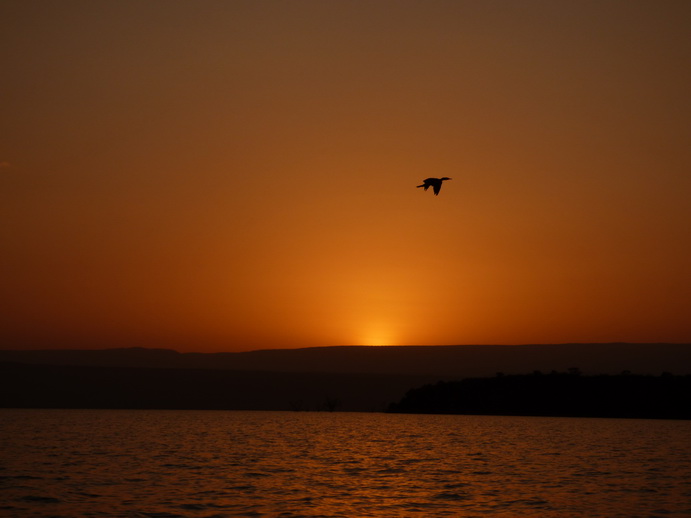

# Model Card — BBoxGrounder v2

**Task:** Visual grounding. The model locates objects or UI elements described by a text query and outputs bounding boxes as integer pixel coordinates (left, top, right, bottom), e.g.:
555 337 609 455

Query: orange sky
2 1 690 351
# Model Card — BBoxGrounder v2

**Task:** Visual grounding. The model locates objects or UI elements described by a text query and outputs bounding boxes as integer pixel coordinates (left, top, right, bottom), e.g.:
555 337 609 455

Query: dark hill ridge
1 343 690 376
2 344 690 413
0 362 438 412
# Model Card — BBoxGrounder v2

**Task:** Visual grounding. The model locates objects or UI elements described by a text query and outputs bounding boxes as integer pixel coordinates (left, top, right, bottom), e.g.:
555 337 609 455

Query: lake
1 409 690 517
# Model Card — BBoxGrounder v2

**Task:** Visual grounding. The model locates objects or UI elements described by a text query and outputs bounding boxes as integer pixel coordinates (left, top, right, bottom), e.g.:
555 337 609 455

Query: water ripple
2 410 691 517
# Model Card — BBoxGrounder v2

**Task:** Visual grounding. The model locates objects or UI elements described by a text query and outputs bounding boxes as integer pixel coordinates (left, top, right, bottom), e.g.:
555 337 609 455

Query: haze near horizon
2 1 690 352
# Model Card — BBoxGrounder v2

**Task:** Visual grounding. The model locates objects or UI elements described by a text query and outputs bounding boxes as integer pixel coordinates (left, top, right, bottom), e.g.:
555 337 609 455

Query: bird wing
433 183 441 195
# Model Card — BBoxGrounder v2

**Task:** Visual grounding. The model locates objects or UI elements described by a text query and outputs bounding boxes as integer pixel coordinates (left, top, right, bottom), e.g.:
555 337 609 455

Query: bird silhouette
417 177 452 196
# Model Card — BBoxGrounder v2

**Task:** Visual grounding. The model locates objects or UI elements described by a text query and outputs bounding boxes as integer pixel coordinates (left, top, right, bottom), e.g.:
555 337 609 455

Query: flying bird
417 177 452 196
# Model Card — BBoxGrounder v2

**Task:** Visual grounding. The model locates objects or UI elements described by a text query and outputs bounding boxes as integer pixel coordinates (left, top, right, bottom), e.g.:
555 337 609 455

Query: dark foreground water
1 410 690 517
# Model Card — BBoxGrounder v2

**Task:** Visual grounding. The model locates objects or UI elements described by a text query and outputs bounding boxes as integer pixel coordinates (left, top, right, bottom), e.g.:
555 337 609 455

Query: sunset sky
2 0 690 352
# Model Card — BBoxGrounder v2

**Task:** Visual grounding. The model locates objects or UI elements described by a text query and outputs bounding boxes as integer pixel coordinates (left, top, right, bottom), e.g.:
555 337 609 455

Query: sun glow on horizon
356 324 397 347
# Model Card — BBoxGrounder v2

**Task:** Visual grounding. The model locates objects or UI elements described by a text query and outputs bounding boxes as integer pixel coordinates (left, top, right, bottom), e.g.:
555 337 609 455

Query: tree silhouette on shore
388 371 691 419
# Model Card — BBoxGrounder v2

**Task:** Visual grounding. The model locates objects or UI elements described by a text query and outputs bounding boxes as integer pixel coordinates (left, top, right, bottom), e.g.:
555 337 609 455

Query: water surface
1 409 690 516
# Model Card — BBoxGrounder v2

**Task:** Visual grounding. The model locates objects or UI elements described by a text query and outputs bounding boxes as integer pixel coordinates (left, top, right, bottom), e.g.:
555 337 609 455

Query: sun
358 324 395 347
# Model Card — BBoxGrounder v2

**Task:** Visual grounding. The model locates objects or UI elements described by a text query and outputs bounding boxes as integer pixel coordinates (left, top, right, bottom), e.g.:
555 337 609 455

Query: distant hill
2 344 690 412
0 362 438 413
1 343 690 376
